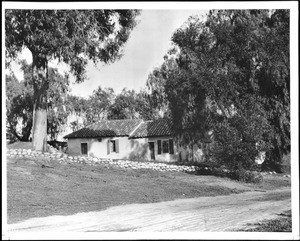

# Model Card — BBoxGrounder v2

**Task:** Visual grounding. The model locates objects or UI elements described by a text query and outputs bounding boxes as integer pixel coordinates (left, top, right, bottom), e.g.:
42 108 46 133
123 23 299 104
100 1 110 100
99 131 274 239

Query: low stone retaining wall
7 148 285 177
6 148 200 174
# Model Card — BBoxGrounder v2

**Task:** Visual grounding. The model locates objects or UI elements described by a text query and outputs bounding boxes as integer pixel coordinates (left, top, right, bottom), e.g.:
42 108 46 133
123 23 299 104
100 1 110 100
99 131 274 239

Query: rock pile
6 148 199 174
47 144 61 154
6 148 68 161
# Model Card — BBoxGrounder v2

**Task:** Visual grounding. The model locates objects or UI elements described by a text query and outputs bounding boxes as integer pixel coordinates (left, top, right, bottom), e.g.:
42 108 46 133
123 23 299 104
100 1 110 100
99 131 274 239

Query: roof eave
129 134 173 139
65 134 130 139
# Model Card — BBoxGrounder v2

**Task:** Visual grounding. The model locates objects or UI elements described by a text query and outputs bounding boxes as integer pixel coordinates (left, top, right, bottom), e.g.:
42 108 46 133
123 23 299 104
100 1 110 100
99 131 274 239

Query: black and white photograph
2 1 299 240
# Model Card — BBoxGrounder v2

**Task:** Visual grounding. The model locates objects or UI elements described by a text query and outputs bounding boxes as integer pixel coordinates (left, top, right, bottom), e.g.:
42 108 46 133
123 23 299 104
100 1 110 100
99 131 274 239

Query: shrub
261 152 291 174
185 161 221 175
230 169 263 183
209 110 273 175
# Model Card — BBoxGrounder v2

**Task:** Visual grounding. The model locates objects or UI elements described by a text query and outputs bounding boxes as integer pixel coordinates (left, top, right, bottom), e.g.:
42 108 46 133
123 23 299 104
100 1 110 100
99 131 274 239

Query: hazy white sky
70 10 208 97
8 9 208 98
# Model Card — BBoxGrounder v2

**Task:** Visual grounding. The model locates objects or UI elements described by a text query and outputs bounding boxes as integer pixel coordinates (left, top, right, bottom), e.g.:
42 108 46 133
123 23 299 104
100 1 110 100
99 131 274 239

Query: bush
183 161 221 175
195 166 214 175
176 158 263 183
261 153 290 174
230 169 263 183
209 111 274 178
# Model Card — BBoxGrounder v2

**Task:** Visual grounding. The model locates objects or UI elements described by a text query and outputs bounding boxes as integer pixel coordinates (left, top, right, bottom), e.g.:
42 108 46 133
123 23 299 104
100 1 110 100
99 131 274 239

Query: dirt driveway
7 187 290 233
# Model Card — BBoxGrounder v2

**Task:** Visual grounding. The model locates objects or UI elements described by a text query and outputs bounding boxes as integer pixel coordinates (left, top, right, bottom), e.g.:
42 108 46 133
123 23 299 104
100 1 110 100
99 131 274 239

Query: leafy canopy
147 10 290 171
5 10 140 82
107 88 158 120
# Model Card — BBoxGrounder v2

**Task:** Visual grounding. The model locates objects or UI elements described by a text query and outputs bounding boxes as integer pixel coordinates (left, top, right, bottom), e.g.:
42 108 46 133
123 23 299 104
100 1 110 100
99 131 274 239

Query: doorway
148 142 155 160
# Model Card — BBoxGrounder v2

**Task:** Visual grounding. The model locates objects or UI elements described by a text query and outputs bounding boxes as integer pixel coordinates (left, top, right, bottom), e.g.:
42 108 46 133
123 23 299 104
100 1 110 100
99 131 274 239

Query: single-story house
64 119 178 162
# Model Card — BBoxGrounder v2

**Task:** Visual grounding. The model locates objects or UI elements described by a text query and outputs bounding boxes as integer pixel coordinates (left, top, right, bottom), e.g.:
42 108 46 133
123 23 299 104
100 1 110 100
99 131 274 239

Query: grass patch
242 210 292 232
7 157 241 224
6 156 291 224
7 141 33 150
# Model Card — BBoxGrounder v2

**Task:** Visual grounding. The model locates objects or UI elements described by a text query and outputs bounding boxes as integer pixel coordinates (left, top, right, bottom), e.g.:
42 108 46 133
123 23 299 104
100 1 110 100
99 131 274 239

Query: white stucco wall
67 136 177 162
177 144 207 163
67 137 148 160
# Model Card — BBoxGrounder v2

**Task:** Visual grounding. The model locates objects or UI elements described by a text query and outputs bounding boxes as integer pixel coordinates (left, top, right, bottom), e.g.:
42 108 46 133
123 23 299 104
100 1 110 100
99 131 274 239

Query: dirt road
7 187 290 233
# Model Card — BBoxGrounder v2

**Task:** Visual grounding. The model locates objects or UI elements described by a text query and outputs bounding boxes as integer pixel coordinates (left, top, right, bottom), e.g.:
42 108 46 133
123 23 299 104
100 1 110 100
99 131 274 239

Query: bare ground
7 187 291 232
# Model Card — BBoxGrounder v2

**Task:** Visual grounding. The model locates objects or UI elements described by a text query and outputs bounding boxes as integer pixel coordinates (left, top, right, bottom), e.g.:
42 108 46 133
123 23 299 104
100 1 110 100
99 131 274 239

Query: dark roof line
64 119 174 139
64 119 143 139
129 119 173 138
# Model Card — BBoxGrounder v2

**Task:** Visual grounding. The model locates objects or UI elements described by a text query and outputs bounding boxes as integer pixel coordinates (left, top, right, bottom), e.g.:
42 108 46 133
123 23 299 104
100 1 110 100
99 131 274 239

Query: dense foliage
6 73 33 142
65 87 160 131
65 87 115 127
6 61 69 142
7 72 160 141
107 88 158 120
147 10 290 172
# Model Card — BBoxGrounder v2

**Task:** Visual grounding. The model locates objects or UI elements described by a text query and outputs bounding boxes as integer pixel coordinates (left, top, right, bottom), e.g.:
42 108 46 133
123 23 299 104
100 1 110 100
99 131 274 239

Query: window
81 143 88 155
107 139 119 154
111 140 116 152
157 139 174 155
157 140 162 154
162 140 169 153
169 139 174 154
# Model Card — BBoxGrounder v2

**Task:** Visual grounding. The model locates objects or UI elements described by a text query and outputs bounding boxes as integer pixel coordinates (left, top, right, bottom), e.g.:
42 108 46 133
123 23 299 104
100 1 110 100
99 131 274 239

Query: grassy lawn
6 156 291 224
241 210 292 232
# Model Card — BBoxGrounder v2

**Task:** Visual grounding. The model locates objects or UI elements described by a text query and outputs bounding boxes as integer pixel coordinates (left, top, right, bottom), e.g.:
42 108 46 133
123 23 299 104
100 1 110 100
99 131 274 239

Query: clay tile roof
130 119 173 138
64 119 143 139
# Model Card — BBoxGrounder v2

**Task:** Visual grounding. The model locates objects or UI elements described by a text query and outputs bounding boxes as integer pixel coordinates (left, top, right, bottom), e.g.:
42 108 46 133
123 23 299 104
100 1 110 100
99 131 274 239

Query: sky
71 9 209 97
7 9 208 98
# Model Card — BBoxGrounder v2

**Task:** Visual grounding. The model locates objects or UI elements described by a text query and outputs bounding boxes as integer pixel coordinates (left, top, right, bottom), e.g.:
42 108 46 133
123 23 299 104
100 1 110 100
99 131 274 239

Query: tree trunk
31 54 49 152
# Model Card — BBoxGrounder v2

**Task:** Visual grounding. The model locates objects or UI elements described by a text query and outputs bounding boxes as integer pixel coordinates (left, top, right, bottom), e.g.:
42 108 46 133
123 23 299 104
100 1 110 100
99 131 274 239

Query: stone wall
6 148 200 174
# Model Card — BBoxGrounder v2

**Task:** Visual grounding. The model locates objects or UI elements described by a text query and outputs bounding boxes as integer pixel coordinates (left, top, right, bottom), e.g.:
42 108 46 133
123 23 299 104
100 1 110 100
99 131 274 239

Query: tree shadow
128 140 149 162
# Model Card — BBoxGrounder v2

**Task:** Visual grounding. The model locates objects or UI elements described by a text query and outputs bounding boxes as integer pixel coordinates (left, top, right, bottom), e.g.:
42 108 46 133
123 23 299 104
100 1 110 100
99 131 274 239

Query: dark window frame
107 139 119 154
157 139 174 155
81 143 88 155
169 139 174 154
157 140 162 154
162 140 169 153
111 140 116 153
